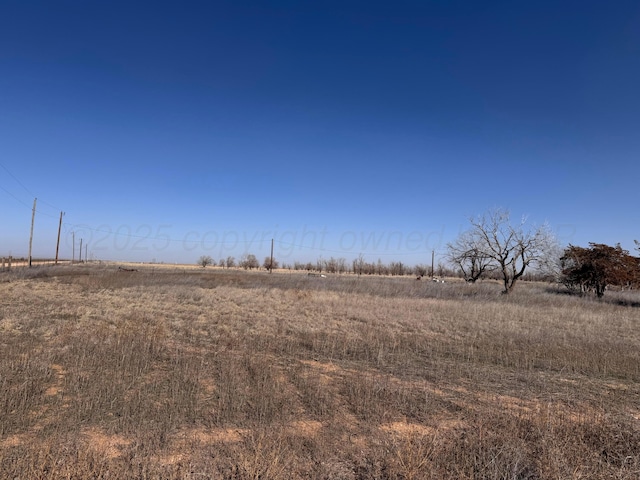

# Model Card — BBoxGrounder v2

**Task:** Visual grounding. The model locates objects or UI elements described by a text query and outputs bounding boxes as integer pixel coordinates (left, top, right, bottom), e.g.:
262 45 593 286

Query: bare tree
353 254 365 276
198 255 213 268
456 208 556 293
240 253 259 270
446 230 495 282
225 256 236 269
337 257 347 274
325 257 338 274
263 256 279 271
389 261 406 276
414 264 428 277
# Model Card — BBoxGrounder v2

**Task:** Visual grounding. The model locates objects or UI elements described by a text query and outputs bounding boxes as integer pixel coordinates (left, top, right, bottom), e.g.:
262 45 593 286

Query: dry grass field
1 264 639 479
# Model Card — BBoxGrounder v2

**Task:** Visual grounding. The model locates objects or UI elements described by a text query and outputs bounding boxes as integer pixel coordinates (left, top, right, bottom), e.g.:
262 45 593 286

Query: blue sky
1 0 639 265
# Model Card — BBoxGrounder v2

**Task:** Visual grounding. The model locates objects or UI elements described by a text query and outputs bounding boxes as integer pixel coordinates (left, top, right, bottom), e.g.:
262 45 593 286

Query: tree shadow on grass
545 286 640 308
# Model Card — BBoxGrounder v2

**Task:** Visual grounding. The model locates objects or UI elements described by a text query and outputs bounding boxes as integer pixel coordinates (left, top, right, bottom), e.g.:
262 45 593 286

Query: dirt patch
1 433 30 448
380 421 434 436
173 426 248 445
82 428 132 459
44 364 66 397
300 359 341 374
287 419 323 437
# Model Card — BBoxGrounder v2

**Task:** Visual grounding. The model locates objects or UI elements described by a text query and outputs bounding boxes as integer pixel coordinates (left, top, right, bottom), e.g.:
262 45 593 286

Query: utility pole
28 198 37 267
55 211 64 265
269 238 274 273
72 231 75 264
79 238 83 263
431 249 435 278
85 244 88 263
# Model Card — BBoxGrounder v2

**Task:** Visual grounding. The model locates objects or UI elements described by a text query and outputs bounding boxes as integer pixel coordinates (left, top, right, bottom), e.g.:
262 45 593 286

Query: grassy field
1 264 639 479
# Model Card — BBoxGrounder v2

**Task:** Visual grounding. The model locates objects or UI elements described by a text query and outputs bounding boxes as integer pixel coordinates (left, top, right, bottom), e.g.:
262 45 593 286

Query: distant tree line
196 208 640 299
287 257 440 277
197 253 450 278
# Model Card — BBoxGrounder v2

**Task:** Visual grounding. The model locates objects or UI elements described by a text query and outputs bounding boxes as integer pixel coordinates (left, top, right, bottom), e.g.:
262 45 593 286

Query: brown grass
1 264 639 478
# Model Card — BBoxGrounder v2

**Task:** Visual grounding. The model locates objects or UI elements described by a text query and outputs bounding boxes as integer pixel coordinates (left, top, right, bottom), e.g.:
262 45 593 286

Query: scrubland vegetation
1 264 639 479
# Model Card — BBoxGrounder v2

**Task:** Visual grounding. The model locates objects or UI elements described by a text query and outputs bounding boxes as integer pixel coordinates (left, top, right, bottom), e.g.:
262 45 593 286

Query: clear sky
1 0 639 266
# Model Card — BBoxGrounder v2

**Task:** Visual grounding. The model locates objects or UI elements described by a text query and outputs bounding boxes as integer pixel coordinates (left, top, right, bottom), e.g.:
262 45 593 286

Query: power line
1 185 61 220
0 162 35 197
1 181 63 219
0 162 61 211
0 183 33 209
